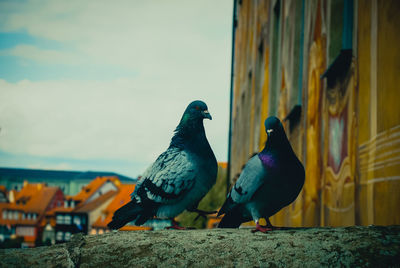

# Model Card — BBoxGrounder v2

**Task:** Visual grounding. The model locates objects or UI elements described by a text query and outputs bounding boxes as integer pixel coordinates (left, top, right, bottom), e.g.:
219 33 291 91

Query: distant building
53 176 120 243
0 167 136 196
0 186 7 203
0 182 64 247
41 222 55 246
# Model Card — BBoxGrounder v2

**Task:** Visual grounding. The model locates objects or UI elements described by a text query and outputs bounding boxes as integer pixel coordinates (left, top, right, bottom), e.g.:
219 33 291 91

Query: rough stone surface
1 226 400 267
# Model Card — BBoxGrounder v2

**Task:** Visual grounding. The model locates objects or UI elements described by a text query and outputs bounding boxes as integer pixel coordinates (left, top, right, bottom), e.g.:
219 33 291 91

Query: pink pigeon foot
252 220 282 233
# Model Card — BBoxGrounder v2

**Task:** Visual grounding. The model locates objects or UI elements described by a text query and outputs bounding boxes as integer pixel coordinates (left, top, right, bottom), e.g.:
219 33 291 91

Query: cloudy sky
0 0 233 178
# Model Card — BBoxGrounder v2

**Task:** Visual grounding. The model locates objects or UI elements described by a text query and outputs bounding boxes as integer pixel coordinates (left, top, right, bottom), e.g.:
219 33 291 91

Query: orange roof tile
9 184 59 213
0 185 6 194
0 183 62 226
74 190 117 213
73 176 120 204
49 177 122 215
92 184 135 228
49 206 74 214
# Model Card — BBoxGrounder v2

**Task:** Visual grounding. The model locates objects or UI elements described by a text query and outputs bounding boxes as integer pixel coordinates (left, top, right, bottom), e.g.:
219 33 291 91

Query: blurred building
0 167 136 196
52 176 120 243
1 174 158 247
229 0 400 227
0 182 64 247
0 186 7 203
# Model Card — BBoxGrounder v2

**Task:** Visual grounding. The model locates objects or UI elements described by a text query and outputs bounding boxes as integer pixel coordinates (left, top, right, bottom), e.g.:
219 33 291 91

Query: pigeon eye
195 106 200 110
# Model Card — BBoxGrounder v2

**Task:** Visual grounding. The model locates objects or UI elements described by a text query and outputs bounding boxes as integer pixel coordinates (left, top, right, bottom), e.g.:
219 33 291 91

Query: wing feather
230 155 266 204
132 147 196 205
218 155 267 217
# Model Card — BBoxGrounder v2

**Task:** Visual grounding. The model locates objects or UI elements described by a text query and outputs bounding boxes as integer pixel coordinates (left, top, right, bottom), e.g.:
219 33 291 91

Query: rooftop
73 176 120 203
8 183 60 213
51 177 123 215
0 185 6 194
0 183 63 226
75 190 118 213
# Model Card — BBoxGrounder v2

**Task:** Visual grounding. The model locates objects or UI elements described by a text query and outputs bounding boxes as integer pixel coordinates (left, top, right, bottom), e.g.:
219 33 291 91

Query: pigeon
218 116 305 232
108 100 218 230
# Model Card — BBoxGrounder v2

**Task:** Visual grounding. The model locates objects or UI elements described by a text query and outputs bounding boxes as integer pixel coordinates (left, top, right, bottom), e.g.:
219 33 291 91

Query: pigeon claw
252 225 273 233
252 221 281 233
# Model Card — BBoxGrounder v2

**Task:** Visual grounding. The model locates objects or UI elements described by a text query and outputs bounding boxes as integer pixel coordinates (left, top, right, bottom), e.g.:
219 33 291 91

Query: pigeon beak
267 129 273 136
202 110 212 120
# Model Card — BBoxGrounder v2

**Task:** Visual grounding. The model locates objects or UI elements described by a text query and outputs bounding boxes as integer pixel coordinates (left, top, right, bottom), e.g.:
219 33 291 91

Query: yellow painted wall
231 0 271 182
230 0 400 227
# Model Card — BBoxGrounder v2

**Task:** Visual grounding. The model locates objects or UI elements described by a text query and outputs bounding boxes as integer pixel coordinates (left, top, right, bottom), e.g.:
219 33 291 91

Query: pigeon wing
132 147 196 205
218 155 266 217
230 155 267 204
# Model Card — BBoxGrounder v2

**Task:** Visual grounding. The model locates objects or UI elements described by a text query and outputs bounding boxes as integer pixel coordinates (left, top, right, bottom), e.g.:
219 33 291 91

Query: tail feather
218 195 245 228
217 195 234 217
107 200 143 230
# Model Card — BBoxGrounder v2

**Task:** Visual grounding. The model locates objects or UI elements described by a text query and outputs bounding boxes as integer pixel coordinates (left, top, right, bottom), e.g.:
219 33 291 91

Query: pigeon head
181 100 212 123
263 116 290 150
264 116 284 137
173 100 212 139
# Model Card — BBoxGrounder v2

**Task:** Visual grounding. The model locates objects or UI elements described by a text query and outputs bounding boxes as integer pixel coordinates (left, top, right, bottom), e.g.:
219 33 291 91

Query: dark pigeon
108 100 218 230
218 116 305 232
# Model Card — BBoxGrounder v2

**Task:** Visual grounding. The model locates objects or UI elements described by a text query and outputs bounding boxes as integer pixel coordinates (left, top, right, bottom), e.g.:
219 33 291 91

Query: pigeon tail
218 210 245 228
217 195 235 217
107 200 144 230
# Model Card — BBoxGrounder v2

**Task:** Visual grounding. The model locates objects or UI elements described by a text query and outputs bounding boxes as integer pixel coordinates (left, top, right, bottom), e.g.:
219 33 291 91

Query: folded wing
133 147 196 205
218 155 266 216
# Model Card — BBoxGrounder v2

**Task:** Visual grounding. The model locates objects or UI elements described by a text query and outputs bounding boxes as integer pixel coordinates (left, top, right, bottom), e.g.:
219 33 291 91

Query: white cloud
0 0 232 71
0 1 232 174
0 78 229 170
0 44 83 65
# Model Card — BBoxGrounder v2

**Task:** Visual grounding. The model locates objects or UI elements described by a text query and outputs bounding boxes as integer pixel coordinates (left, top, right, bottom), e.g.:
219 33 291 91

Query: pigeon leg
165 219 187 230
251 221 274 233
251 218 282 233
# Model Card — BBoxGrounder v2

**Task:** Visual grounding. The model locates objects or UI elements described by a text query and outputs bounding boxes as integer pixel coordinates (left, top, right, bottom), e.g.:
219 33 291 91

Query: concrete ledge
1 226 399 267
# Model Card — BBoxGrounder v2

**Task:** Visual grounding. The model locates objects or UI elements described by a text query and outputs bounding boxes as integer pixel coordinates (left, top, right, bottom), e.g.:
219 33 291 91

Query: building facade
53 176 119 243
0 182 64 247
229 0 400 227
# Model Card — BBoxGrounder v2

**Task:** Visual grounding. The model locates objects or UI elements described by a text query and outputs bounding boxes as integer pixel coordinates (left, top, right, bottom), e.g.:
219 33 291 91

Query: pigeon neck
170 118 205 148
262 131 293 155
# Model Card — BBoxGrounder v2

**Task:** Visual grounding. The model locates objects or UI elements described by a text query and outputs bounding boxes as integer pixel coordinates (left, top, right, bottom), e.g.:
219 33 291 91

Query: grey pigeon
218 116 305 232
108 100 218 230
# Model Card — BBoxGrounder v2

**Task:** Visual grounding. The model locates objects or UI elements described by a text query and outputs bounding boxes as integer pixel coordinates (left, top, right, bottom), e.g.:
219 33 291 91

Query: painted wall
229 0 400 226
